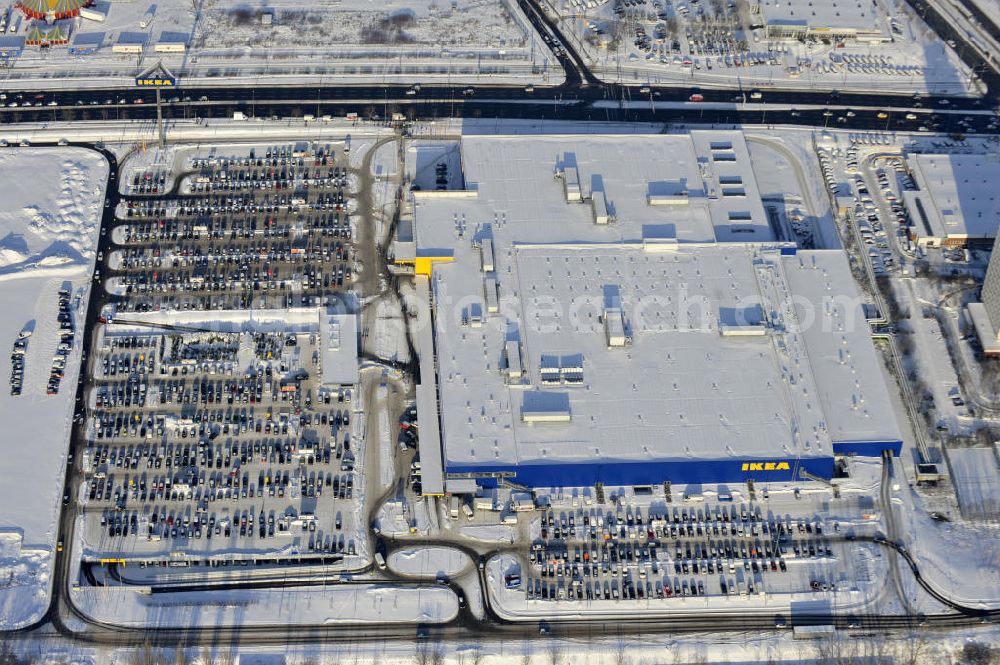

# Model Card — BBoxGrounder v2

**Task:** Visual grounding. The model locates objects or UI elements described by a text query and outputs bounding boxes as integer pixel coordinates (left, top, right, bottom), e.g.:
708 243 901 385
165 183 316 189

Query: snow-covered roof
760 0 884 34
319 311 359 387
414 275 446 496
410 131 774 251
430 243 838 469
408 132 902 478
781 250 903 446
904 153 1000 242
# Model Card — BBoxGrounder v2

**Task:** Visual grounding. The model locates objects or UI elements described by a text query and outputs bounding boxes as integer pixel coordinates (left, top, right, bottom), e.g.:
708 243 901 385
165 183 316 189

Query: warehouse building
903 153 1000 249
756 0 890 43
967 230 1000 357
402 133 903 493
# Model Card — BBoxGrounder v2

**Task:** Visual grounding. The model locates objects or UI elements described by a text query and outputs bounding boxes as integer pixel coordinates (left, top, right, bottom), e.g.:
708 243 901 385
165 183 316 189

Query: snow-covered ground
548 0 980 94
71 582 459 628
944 447 1000 520
0 147 107 629
0 0 557 88
897 478 1000 609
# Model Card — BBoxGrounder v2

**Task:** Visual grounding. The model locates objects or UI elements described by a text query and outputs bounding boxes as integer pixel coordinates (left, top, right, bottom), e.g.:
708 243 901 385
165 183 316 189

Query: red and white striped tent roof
16 0 89 20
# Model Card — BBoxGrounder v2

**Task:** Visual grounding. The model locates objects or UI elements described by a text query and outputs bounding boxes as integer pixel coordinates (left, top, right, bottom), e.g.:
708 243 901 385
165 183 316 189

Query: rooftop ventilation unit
604 308 630 347
563 165 582 202
480 238 495 272
592 192 610 225
504 340 523 379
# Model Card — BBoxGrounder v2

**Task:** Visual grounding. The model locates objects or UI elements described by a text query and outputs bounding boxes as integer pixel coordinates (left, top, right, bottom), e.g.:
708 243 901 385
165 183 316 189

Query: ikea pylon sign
741 461 791 472
135 62 178 88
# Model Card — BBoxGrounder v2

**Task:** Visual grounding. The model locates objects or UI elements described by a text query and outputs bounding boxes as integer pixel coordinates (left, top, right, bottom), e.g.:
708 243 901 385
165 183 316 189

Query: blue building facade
831 439 903 457
447 454 837 489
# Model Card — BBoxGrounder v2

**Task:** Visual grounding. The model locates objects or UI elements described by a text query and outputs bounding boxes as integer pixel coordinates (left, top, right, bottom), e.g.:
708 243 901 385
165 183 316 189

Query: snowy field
0 147 107 629
0 0 555 88
198 0 525 51
551 0 980 94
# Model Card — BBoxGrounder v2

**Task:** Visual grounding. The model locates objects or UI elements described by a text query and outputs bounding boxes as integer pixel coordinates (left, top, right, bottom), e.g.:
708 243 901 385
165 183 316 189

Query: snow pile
0 532 50 622
387 546 470 578
0 151 105 276
73 583 459 627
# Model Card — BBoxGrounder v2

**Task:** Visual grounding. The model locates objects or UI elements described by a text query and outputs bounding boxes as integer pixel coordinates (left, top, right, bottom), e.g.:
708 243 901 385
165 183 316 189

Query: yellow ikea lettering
741 461 791 472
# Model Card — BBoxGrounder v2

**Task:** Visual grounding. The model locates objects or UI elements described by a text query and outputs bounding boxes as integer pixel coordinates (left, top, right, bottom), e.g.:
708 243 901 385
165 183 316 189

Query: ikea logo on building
741 461 791 472
135 77 176 87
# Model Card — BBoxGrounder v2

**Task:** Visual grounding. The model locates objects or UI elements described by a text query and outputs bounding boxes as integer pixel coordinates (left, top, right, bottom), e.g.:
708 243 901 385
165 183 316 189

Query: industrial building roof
406 132 902 482
432 243 832 469
408 131 775 251
759 0 884 33
904 153 1000 242
414 276 446 496
782 250 902 446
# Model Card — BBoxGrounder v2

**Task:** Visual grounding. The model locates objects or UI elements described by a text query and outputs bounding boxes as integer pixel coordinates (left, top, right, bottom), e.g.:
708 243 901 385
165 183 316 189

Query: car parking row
117 214 352 245
537 504 827 537
523 572 770 602
112 240 351 272
189 144 339 172
97 505 354 554
517 502 843 602
187 165 348 194
130 170 168 195
9 331 28 396
87 461 356 505
109 263 346 302
122 188 351 221
48 288 76 395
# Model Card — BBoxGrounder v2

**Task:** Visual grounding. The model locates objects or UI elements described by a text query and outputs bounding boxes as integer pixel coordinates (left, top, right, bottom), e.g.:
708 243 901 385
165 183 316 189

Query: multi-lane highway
0 0 996 136
1 87 997 135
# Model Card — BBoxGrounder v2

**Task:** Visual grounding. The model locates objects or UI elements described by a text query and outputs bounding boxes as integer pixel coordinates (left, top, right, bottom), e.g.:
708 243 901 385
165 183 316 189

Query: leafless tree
0 642 33 665
128 640 169 665
962 642 996 665
892 634 933 665
614 635 630 665
416 641 431 665
546 643 563 665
